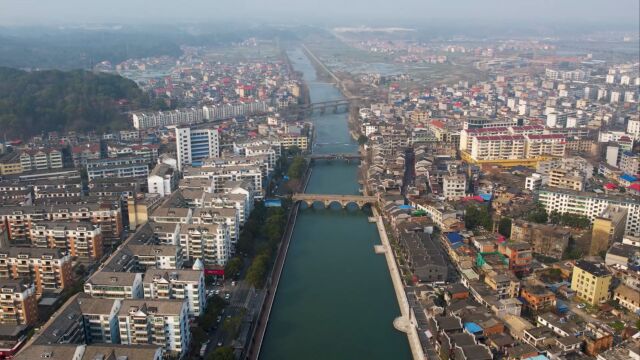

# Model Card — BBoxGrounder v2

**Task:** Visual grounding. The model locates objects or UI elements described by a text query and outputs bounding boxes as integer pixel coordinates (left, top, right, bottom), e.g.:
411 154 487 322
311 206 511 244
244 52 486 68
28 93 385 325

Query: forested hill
0 67 150 138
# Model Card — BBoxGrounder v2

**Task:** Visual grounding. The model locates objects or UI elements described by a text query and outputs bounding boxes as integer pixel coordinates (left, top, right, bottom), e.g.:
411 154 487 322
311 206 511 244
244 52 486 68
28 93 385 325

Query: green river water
259 48 411 360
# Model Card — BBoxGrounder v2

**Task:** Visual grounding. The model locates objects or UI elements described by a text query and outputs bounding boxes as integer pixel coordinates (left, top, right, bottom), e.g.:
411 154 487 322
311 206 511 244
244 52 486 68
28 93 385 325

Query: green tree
245 254 269 288
464 205 492 230
208 346 234 360
225 257 243 278
526 203 548 224
287 156 307 179
287 145 301 156
357 134 368 146
498 217 512 238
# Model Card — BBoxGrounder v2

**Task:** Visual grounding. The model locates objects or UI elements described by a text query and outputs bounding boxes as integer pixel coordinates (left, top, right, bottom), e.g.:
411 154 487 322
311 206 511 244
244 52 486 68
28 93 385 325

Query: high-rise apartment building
176 127 219 171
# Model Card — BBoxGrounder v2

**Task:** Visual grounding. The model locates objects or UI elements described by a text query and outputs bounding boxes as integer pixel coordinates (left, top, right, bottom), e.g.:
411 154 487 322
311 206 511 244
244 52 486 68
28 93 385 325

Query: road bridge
292 193 377 209
280 98 357 117
308 153 362 161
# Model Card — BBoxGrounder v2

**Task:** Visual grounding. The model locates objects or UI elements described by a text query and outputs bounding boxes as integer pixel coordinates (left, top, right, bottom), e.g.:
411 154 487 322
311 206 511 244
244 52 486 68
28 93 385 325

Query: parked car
576 303 586 309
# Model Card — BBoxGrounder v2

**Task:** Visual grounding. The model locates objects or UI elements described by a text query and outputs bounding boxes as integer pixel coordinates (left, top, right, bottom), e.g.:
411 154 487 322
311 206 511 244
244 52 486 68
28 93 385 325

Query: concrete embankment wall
372 207 426 360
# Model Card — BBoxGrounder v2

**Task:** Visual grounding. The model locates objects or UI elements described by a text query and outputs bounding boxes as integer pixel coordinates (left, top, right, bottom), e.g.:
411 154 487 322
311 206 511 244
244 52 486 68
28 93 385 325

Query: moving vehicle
199 340 210 357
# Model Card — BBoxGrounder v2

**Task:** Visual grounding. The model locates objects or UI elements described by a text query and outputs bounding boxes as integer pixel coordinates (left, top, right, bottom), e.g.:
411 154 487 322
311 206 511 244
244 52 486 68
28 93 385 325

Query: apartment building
183 164 263 198
442 174 467 200
192 207 240 249
202 101 269 121
143 269 205 317
548 168 584 191
29 221 103 261
147 163 178 197
510 220 570 259
537 187 640 236
132 108 204 130
84 271 143 299
0 247 72 294
498 241 533 275
520 286 556 311
280 134 309 150
0 205 123 246
117 299 190 357
571 260 612 305
16 344 163 360
0 279 38 325
470 135 526 161
0 152 23 175
19 148 63 171
590 206 627 255
179 223 230 266
175 127 219 171
77 296 121 344
127 244 183 270
525 134 566 158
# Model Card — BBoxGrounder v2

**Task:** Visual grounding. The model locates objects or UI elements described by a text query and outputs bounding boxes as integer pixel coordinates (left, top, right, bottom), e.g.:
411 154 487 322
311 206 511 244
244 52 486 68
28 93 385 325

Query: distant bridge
280 99 357 117
308 153 362 161
292 193 377 208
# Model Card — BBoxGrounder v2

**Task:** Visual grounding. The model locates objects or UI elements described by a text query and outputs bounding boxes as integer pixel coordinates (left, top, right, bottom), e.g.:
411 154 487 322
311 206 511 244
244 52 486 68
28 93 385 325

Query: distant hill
0 67 152 138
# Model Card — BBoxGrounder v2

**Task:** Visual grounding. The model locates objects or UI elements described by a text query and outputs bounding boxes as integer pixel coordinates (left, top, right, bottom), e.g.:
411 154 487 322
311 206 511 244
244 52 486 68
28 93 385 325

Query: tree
208 346 234 360
526 203 548 224
498 217 512 238
287 145 301 156
357 134 368 146
246 254 269 288
464 205 492 230
287 156 307 179
225 257 243 278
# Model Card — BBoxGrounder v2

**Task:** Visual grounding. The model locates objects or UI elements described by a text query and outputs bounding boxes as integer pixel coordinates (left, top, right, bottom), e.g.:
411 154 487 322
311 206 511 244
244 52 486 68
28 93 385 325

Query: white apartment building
132 108 204 130
179 223 230 266
627 118 640 141
84 271 144 299
87 164 149 181
118 299 190 357
537 187 640 236
202 101 269 121
143 269 205 317
176 127 219 171
147 163 177 197
470 135 526 161
19 149 63 171
192 207 240 249
204 193 251 225
442 174 467 200
525 173 543 191
183 165 263 198
525 134 566 158
77 296 121 344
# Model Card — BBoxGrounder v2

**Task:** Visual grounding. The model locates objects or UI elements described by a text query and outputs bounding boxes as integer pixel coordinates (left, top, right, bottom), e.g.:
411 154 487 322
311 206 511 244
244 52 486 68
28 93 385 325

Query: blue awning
447 232 463 243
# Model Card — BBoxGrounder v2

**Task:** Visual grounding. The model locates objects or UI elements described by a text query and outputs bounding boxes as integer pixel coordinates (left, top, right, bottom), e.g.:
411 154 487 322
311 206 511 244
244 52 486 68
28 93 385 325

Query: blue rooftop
447 232 463 243
621 173 637 182
524 356 549 360
464 322 482 333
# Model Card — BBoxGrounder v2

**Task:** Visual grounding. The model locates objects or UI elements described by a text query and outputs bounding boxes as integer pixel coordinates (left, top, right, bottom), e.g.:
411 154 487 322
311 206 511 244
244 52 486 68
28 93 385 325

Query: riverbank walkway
373 207 427 360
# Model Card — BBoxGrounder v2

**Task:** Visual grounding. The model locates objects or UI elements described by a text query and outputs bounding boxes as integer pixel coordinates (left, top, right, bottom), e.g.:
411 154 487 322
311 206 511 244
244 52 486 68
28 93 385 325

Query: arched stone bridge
292 193 377 209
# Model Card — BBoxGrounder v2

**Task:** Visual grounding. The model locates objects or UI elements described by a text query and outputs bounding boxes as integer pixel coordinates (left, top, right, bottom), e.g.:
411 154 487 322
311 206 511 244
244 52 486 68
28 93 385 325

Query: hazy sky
0 0 638 26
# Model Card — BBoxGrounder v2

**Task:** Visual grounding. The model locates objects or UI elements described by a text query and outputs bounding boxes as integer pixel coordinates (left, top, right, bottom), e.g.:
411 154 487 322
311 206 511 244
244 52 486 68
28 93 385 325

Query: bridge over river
292 193 377 208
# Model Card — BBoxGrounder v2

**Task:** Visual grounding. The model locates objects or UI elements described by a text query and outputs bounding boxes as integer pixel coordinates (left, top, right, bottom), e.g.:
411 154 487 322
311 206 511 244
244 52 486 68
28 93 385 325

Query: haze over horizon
0 0 638 27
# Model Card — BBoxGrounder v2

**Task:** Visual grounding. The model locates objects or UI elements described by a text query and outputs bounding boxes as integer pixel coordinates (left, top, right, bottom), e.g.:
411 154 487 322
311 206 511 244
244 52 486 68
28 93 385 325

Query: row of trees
549 210 591 229
287 156 307 179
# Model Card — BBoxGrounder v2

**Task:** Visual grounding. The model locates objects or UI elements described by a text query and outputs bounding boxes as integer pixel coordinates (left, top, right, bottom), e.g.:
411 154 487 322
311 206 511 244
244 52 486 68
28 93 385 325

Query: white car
224 293 231 300
576 303 586 309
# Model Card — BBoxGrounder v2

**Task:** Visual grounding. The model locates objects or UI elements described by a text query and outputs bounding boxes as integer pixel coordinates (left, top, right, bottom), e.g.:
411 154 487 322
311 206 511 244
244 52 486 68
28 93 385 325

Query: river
259 48 411 360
